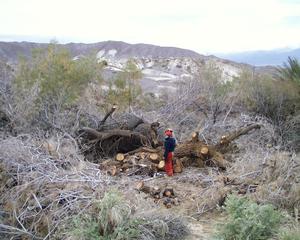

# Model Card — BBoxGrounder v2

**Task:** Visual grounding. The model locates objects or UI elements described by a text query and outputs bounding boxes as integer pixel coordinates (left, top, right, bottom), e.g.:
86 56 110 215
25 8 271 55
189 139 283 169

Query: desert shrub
277 57 300 86
68 190 188 240
191 63 234 124
283 114 300 150
215 195 282 240
279 228 300 240
159 62 234 131
238 72 299 124
70 190 139 240
236 71 300 149
105 59 142 111
11 42 103 132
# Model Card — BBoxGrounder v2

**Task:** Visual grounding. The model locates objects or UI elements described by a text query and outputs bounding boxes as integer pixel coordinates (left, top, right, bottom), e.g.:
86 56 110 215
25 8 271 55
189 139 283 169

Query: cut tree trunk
191 132 199 143
116 153 125 161
149 153 159 162
216 124 261 149
157 160 165 170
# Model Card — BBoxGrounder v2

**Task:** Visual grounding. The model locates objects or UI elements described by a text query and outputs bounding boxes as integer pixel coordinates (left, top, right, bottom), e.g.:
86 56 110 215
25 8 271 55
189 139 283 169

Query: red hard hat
165 129 173 136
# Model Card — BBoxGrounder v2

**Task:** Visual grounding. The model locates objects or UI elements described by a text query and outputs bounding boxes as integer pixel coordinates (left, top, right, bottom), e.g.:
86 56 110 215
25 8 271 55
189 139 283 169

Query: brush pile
76 106 262 178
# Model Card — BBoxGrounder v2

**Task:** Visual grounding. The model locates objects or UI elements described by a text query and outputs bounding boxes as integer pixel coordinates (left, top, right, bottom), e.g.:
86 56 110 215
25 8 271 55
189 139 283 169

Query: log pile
135 181 180 208
95 124 260 176
78 107 261 175
99 149 165 177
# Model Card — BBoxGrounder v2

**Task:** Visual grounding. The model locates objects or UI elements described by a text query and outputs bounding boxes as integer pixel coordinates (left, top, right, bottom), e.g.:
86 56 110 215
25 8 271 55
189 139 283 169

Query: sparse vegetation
0 44 299 240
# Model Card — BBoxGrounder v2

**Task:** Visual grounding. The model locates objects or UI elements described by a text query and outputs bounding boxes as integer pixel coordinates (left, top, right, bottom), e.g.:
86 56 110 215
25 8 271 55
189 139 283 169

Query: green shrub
279 228 300 240
70 190 140 240
12 42 103 131
215 195 282 240
105 59 142 111
68 190 188 240
276 57 300 86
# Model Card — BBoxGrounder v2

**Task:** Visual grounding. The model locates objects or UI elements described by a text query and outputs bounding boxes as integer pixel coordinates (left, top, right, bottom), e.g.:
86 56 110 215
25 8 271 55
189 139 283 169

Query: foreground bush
67 190 188 240
279 228 300 240
215 195 282 240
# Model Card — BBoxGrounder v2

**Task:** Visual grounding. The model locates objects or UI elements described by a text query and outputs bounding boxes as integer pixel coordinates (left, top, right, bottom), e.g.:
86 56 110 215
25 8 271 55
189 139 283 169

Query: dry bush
0 136 113 239
223 117 300 213
254 152 300 212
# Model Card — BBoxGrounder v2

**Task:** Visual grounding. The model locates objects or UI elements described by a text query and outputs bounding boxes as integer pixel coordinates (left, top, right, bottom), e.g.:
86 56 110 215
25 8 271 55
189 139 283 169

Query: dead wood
135 182 179 208
163 188 175 197
149 153 159 161
98 105 117 130
124 147 160 156
191 132 199 143
216 124 261 148
200 146 209 155
115 153 125 161
80 123 260 172
157 160 165 170
135 181 161 197
174 159 183 173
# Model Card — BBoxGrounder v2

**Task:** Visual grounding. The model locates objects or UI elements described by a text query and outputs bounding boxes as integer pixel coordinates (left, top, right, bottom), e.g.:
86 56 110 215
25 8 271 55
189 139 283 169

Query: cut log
99 160 123 169
217 124 261 147
157 161 165 170
79 127 103 140
135 181 161 197
107 166 118 176
174 159 183 173
175 143 202 159
116 153 125 161
200 146 209 155
163 188 174 197
149 153 159 161
191 132 199 143
125 147 160 156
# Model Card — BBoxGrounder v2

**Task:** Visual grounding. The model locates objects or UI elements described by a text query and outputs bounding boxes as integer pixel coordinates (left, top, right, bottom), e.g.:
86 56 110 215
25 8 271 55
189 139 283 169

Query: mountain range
0 40 278 94
219 48 300 66
0 40 203 62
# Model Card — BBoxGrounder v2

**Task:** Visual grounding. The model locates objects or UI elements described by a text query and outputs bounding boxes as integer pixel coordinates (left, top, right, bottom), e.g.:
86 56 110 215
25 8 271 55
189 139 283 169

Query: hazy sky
0 0 300 54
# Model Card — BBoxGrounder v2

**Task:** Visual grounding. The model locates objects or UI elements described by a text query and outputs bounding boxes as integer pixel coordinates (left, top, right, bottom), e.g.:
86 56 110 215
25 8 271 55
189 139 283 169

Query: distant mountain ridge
0 40 277 95
218 48 300 66
0 40 203 62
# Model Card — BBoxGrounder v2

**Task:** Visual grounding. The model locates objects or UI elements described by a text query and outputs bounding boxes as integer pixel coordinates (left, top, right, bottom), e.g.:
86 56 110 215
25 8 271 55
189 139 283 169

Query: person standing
164 129 176 176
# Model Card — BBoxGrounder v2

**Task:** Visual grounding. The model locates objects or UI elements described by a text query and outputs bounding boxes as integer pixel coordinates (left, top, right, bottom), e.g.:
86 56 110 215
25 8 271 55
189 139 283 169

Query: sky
0 0 300 54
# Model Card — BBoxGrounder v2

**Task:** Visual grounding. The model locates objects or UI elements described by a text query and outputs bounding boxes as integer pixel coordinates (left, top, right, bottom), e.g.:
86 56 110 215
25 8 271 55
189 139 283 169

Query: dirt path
185 214 224 240
186 221 212 240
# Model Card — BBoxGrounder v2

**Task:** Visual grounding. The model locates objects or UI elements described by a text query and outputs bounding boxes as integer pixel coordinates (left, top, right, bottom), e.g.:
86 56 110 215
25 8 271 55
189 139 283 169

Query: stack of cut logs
99 147 165 176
